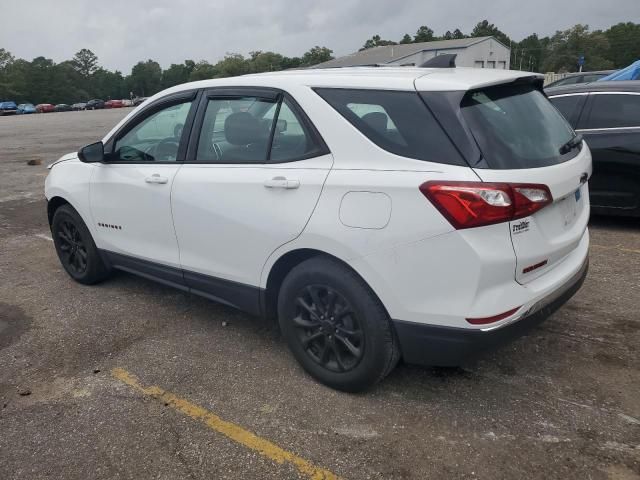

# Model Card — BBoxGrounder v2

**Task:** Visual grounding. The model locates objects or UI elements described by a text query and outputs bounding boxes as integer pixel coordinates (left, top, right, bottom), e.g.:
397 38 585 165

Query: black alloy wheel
278 256 400 392
57 219 88 275
51 204 111 285
293 285 365 373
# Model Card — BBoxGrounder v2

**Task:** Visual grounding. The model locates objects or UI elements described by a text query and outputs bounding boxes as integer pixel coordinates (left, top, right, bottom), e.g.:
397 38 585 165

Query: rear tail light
419 181 552 229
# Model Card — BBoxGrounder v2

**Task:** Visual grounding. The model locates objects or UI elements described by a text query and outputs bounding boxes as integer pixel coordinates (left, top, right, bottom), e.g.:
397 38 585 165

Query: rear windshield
315 88 465 166
461 84 578 169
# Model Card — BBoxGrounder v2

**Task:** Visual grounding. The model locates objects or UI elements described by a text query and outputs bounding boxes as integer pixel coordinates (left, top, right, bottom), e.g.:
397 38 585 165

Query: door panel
172 155 333 287
581 129 640 211
90 96 196 269
90 163 182 267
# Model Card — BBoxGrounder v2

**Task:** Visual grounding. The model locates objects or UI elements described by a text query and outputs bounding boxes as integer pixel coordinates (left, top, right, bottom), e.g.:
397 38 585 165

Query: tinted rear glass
315 88 464 165
461 84 578 169
585 94 640 129
548 95 586 128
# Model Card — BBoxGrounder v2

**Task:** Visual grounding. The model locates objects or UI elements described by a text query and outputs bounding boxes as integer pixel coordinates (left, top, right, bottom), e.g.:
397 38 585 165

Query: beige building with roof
315 36 511 70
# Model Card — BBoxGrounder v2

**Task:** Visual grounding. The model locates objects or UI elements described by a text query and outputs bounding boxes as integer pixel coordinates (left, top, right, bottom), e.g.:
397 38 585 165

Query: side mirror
78 141 104 163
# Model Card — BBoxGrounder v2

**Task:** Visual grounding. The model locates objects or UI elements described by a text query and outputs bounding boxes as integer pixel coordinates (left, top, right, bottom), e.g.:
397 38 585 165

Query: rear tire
51 204 111 285
278 256 400 392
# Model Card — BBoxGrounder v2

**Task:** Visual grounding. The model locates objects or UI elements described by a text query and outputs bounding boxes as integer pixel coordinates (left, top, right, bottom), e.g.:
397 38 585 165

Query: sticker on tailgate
512 218 530 235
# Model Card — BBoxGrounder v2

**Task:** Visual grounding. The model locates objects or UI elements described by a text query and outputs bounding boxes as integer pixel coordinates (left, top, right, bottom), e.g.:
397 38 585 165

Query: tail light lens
419 181 552 229
467 306 521 325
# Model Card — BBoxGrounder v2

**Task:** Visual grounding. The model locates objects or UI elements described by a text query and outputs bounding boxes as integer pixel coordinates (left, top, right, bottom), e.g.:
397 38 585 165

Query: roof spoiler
419 54 457 68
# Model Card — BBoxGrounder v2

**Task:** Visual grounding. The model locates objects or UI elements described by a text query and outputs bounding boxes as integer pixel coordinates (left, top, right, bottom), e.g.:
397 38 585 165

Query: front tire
278 256 400 392
51 204 111 285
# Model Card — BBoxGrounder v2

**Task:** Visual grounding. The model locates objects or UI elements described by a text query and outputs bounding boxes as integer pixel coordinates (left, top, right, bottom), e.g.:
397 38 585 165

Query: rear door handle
145 174 168 184
264 176 300 189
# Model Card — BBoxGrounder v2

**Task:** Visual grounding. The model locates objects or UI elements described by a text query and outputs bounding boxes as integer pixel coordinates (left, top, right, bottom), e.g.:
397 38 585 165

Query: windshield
461 84 578 169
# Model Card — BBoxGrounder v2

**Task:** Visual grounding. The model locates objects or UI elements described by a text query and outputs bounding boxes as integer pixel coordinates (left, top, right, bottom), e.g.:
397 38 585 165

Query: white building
315 36 511 70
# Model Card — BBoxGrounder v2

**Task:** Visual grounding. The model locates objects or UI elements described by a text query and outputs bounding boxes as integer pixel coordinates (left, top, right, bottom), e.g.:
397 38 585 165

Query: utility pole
519 49 525 71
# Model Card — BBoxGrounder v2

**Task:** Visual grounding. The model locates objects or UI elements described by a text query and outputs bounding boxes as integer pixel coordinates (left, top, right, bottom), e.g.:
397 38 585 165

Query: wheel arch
47 196 72 226
262 248 391 325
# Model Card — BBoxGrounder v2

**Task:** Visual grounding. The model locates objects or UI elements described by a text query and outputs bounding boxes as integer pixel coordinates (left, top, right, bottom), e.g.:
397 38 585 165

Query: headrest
361 112 388 134
224 112 264 145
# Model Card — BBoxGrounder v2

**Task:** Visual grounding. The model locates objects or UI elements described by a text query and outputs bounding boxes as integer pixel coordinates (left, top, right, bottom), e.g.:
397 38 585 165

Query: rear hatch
458 82 591 283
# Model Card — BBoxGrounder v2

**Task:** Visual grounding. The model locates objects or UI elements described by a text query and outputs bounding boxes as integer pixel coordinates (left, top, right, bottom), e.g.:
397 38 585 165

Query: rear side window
315 88 464 165
549 95 586 128
461 84 577 169
585 94 640 129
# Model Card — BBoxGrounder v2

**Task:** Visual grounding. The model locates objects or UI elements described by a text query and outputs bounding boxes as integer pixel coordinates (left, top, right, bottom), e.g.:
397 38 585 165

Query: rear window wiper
559 133 583 155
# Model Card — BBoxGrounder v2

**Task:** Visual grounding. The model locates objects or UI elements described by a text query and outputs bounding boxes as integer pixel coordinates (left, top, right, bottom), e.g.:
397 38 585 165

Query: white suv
45 67 591 391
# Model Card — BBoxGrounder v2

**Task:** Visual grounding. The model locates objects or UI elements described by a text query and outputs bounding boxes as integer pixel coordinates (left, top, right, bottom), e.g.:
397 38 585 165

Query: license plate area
559 189 580 228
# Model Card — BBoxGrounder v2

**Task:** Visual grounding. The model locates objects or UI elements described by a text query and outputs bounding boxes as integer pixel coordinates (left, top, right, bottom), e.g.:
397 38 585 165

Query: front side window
461 84 577 169
315 88 464 165
113 101 193 162
585 94 640 129
196 95 325 163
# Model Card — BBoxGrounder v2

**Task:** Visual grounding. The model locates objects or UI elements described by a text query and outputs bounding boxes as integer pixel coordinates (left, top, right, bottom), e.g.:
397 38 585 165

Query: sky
1 0 638 72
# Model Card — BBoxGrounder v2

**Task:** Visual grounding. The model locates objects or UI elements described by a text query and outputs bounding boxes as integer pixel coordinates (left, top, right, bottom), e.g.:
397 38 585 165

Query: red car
104 99 124 109
36 103 55 113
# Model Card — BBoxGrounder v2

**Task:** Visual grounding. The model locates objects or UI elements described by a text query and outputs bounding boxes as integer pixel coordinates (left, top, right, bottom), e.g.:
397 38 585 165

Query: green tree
0 58 29 100
214 53 250 77
301 46 333 66
92 68 126 100
0 48 14 70
360 35 397 50
515 33 546 71
127 59 162 97
281 56 302 70
542 24 613 72
470 20 511 47
452 29 466 39
188 61 218 81
71 49 99 77
399 34 413 44
249 51 286 73
162 60 195 88
605 22 640 68
413 26 435 43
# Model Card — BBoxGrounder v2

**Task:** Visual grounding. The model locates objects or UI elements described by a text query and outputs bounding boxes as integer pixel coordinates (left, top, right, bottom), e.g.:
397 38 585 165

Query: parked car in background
122 99 133 107
54 104 72 112
36 103 55 113
547 80 640 216
105 99 124 109
86 99 105 110
0 101 18 115
16 103 37 114
72 102 87 111
46 67 590 391
132 96 147 106
546 70 616 88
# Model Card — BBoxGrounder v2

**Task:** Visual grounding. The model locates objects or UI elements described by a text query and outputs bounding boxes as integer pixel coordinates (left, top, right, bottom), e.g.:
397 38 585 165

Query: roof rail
419 54 457 68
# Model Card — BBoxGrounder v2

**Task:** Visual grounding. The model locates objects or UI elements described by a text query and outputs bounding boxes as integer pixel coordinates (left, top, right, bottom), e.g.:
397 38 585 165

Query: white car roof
156 67 543 97
104 67 542 143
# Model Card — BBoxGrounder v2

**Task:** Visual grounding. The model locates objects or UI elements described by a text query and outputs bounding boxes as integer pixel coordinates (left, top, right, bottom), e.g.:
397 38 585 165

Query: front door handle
264 176 300 189
145 174 168 184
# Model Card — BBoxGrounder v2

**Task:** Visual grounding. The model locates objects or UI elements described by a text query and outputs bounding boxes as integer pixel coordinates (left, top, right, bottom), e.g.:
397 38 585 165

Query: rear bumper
393 256 589 367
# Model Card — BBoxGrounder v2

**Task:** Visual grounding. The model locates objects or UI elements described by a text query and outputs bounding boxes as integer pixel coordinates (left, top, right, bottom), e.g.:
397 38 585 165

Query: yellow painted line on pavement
111 368 341 480
592 244 640 255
